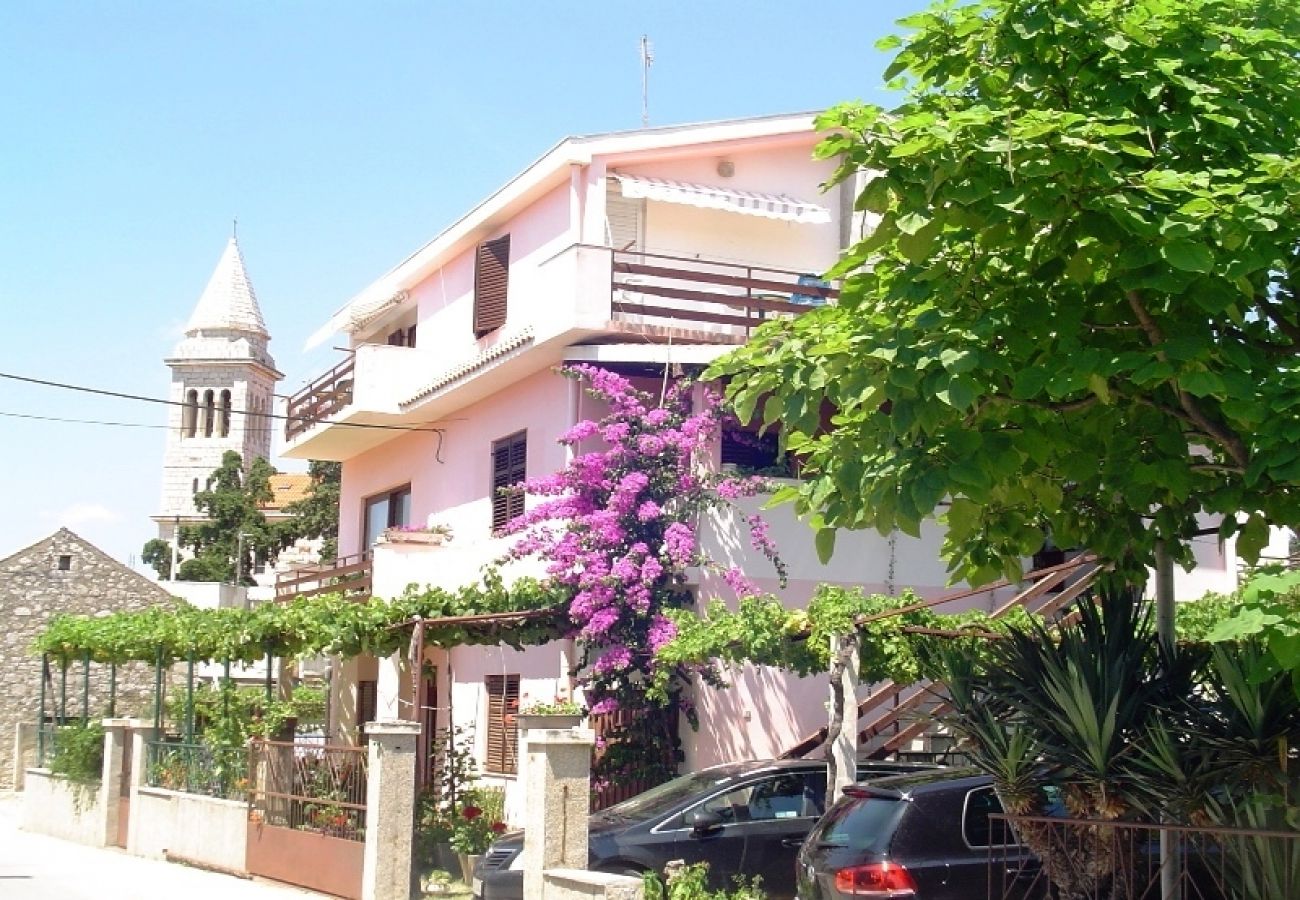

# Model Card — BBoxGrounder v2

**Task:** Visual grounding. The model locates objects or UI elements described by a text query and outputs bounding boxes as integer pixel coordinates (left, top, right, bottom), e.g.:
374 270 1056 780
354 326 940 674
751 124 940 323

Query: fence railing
611 249 835 338
988 813 1300 900
285 354 356 441
248 739 369 842
146 741 247 800
274 551 372 602
36 725 59 767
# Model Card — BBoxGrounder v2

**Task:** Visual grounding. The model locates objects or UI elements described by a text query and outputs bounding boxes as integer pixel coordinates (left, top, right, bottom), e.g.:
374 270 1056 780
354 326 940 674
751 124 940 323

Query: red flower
462 805 483 820
490 821 507 833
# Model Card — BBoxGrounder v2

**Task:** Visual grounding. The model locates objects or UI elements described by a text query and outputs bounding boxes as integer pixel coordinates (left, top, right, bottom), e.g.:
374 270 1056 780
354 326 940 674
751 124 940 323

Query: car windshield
814 795 904 852
598 770 744 820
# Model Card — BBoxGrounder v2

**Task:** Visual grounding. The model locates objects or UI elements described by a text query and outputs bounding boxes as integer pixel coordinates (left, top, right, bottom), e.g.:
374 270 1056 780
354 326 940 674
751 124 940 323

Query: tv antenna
640 35 654 127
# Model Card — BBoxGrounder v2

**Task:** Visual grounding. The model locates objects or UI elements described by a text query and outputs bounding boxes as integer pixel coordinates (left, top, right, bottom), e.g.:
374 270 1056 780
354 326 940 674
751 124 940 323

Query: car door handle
781 837 805 848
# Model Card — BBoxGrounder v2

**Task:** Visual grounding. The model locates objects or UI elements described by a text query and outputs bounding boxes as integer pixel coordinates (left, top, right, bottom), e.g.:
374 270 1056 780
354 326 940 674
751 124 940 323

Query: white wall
129 787 248 872
22 769 105 845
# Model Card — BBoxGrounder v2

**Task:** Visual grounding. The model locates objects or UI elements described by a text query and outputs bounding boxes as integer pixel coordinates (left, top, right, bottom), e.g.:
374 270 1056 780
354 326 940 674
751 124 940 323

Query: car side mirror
688 808 724 836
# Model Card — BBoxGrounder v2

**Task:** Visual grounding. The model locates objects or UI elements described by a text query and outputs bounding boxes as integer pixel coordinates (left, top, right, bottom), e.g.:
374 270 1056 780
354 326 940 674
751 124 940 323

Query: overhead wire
0 370 447 435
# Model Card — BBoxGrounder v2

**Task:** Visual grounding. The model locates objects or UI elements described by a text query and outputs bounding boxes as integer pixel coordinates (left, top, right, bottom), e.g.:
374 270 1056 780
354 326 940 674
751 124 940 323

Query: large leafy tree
140 451 284 584
283 460 342 563
711 0 1300 584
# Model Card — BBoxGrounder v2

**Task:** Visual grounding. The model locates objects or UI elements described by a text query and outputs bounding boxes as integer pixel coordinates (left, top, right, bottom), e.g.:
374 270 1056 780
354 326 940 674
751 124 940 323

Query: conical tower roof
185 237 268 336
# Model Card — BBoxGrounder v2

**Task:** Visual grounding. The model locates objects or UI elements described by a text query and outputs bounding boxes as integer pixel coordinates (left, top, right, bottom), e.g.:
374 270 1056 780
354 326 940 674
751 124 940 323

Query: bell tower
154 236 282 540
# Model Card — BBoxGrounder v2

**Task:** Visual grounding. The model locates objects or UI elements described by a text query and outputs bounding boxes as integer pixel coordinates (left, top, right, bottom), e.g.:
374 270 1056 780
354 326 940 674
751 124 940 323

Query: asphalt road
0 792 329 900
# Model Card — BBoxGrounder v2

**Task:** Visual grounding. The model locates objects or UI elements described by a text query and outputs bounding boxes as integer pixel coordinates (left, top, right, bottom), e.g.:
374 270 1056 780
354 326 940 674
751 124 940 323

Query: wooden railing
274 552 372 602
611 250 837 335
285 355 356 441
781 555 1099 759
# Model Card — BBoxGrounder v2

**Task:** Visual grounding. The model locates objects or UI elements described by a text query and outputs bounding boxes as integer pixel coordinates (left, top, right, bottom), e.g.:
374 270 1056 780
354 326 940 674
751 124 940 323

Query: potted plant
419 869 454 896
449 800 507 884
516 692 585 732
379 522 453 546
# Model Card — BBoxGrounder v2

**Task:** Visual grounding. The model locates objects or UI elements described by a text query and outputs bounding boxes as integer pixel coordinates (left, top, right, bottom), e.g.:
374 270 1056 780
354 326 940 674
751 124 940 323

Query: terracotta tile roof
265 474 313 510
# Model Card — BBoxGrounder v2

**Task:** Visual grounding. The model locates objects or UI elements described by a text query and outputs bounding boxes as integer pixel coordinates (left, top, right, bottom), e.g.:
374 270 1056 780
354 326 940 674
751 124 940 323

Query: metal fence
36 726 59 767
145 741 247 800
247 739 368 842
989 813 1300 900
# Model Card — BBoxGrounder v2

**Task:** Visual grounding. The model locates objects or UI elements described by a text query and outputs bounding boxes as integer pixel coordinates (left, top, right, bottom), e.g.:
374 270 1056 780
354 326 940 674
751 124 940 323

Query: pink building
281 114 1058 818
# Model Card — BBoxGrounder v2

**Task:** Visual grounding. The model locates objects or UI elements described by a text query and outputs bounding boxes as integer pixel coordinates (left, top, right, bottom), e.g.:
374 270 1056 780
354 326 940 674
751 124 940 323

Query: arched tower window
203 390 215 437
183 389 198 438
219 390 232 437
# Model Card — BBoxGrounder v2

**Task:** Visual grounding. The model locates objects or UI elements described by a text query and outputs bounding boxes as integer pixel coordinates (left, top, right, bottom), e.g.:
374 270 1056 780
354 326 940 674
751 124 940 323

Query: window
484 674 520 774
56 555 72 571
183 389 198 438
685 773 826 827
203 390 215 437
357 679 377 741
219 390 232 438
963 786 1013 848
386 325 418 348
363 485 412 547
491 432 526 532
473 235 510 337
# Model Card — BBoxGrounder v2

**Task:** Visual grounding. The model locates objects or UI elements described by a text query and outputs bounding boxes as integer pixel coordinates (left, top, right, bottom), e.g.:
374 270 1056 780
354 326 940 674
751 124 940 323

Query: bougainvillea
502 365 785 785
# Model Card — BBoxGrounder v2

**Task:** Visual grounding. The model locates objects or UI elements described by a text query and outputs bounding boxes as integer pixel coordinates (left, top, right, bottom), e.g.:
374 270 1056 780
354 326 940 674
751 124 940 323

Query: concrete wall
129 786 248 872
339 369 573 560
22 769 105 845
544 869 643 900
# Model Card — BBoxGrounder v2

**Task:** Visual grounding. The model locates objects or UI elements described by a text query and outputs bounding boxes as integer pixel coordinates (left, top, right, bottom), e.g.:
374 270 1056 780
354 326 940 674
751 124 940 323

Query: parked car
472 759 938 900
796 769 1042 900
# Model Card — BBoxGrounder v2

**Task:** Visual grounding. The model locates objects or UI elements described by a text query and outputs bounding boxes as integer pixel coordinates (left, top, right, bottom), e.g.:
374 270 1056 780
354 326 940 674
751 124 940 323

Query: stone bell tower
154 236 282 541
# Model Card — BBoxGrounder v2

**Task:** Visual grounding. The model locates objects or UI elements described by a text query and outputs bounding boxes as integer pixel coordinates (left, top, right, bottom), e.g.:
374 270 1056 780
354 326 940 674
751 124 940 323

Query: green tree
141 538 177 581
176 451 282 584
710 0 1300 584
282 460 341 563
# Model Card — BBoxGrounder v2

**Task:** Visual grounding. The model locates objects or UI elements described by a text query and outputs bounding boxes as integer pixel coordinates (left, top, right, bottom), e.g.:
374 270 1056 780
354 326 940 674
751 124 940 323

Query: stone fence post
125 718 155 852
98 718 133 847
362 720 420 900
521 726 642 900
11 722 35 790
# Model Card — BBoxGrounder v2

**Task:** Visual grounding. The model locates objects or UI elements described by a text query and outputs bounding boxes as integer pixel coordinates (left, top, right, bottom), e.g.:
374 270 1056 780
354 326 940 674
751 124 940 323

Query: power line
0 410 168 429
0 371 447 435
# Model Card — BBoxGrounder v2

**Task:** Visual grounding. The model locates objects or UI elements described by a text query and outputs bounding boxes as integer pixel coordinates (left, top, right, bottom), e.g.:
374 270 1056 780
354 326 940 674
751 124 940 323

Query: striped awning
612 174 831 224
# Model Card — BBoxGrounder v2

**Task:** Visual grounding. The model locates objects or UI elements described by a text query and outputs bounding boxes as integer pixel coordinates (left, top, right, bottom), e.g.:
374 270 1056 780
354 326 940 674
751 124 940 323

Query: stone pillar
376 652 404 722
126 718 156 852
98 718 133 847
362 720 420 900
828 633 860 805
11 722 35 790
522 728 596 900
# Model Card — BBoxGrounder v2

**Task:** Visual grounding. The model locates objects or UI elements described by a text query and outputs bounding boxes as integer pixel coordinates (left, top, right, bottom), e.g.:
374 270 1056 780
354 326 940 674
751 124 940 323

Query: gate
589 705 680 810
246 739 368 900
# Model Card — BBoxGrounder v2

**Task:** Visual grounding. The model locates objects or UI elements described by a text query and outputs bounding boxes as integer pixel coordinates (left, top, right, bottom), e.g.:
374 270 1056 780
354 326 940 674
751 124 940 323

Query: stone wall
0 528 176 789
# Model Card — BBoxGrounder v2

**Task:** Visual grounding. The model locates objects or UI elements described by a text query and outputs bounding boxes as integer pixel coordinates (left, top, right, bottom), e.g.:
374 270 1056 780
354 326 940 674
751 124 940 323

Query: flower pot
458 852 482 885
517 713 584 733
380 527 451 546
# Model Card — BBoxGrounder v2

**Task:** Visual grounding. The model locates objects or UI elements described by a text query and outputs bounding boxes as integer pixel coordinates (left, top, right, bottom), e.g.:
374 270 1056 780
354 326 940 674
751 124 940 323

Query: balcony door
364 485 412 548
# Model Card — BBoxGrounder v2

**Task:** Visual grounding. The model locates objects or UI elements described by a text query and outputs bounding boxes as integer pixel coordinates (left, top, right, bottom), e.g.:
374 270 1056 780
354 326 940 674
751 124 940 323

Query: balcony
609 249 837 341
283 245 837 459
285 355 355 441
274 552 372 602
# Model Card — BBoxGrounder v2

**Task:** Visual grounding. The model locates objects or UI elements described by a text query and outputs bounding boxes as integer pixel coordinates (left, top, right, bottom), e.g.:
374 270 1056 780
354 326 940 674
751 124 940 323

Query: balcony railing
275 552 372 602
611 249 837 336
285 355 356 441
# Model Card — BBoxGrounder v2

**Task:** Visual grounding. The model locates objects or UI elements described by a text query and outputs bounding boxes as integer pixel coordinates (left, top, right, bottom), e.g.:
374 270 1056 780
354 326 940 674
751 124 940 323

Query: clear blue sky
0 1 927 569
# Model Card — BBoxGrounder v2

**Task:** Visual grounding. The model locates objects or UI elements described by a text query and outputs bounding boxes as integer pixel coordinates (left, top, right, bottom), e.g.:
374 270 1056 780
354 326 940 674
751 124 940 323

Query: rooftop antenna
640 34 654 127
232 217 238 240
